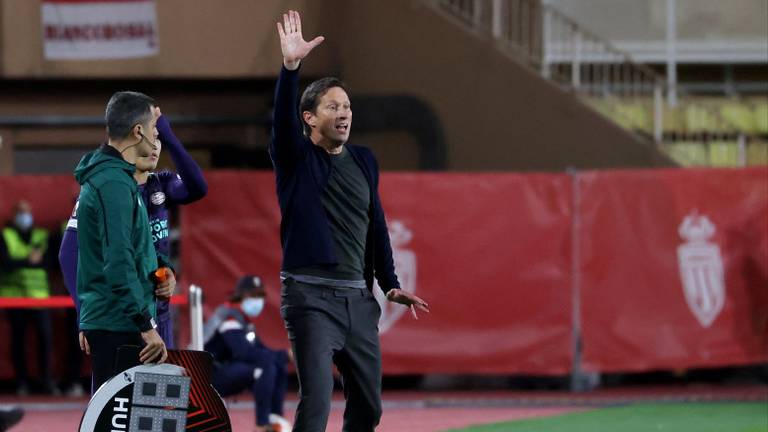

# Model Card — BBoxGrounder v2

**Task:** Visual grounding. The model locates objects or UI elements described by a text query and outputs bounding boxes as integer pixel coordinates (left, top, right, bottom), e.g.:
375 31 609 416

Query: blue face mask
242 297 265 318
14 212 33 231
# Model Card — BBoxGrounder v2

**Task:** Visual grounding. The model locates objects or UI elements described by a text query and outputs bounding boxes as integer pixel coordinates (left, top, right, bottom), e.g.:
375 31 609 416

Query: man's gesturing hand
140 329 167 364
277 10 324 70
386 289 430 320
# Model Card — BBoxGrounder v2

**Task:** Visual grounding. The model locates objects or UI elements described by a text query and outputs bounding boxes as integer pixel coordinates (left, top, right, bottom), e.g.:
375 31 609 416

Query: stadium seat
588 96 765 168
660 142 709 167
720 102 756 133
661 103 684 133
746 141 768 166
752 99 768 134
708 141 741 167
684 104 722 134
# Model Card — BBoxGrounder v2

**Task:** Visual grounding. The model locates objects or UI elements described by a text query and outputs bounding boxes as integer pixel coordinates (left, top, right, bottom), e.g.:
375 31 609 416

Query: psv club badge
151 191 166 206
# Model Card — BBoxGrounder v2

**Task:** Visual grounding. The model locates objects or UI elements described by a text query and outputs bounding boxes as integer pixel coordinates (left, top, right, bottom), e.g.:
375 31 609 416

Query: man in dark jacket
272 10 430 431
75 91 168 393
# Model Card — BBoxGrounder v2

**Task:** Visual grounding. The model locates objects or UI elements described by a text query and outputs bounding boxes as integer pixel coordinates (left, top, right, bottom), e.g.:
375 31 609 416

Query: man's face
135 138 161 172
13 200 31 216
12 200 33 230
134 106 160 158
306 87 352 146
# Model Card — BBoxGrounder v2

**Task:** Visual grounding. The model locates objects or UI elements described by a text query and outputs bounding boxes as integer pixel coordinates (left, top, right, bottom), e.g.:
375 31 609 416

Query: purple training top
58 115 207 332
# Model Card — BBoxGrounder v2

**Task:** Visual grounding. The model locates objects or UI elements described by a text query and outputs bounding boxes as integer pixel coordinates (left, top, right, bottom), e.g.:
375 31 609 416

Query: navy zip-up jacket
269 66 400 293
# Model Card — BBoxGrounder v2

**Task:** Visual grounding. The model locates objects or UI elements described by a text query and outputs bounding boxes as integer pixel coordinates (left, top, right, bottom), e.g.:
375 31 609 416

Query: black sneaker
0 406 24 432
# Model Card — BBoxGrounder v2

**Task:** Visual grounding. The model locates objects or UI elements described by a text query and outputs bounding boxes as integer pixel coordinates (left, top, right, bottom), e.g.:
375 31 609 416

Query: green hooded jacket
74 144 157 332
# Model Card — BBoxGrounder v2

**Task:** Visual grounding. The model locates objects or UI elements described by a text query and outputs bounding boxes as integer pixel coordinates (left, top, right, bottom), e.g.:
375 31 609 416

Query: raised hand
276 10 324 70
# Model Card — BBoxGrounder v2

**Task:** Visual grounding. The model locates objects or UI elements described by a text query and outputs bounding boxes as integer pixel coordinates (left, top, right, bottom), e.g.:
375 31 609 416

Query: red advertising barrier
180 171 574 375
0 167 765 379
374 173 573 374
0 174 79 224
578 167 768 372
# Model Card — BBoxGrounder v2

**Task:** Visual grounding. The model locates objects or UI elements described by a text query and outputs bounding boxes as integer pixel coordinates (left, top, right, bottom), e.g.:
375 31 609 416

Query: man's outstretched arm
270 10 324 166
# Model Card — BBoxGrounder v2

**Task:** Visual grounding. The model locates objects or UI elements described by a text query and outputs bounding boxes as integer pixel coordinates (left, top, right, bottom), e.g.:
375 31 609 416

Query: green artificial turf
446 403 768 432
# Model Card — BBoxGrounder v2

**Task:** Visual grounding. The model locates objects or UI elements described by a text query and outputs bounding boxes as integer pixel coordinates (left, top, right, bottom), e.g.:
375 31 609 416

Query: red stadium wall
577 169 768 372
179 168 768 375
0 167 765 379
179 172 575 375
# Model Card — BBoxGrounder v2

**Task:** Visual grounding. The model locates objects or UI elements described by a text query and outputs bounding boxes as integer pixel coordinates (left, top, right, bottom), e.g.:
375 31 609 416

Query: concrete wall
0 0 673 173
318 0 672 170
0 0 333 78
546 0 768 63
547 0 768 41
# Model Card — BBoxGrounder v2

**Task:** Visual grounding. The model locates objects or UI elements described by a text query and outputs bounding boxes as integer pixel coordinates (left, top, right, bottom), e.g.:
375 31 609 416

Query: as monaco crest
374 220 417 334
676 211 725 328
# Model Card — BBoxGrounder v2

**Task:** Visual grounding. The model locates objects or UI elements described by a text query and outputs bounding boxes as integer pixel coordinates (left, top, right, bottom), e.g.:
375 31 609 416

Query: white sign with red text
42 0 159 60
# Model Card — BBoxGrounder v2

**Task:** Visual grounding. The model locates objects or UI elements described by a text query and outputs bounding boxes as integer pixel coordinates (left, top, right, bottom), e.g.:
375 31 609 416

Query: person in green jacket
75 91 169 393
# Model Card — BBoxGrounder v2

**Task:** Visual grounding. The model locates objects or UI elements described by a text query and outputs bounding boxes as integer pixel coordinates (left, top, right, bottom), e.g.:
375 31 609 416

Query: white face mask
241 297 265 318
14 212 33 231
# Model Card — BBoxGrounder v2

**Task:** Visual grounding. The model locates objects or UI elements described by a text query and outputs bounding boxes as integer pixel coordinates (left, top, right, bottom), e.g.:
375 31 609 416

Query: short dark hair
105 91 155 140
299 77 349 136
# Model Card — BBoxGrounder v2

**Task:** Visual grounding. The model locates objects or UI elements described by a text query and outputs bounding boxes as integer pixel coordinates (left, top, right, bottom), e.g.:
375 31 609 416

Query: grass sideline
446 402 768 432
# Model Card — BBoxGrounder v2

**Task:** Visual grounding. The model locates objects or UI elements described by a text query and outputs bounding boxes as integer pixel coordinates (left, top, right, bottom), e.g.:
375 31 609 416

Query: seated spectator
203 275 291 432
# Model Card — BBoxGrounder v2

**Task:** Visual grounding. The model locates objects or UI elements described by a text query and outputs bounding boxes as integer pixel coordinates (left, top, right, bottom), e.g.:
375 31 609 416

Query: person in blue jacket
203 276 291 432
59 106 208 351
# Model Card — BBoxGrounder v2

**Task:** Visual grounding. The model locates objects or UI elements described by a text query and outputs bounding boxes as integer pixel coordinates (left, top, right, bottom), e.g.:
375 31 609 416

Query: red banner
1 168 765 379
180 171 574 375
578 167 768 372
0 175 80 225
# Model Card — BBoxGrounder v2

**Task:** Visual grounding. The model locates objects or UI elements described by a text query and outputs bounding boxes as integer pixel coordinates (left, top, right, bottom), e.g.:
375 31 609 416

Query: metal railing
189 284 204 351
430 0 753 165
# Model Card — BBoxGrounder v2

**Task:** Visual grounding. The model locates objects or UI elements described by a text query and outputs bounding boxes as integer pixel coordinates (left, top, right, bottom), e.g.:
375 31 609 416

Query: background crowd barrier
180 168 768 376
0 167 765 380
0 295 188 380
577 169 768 372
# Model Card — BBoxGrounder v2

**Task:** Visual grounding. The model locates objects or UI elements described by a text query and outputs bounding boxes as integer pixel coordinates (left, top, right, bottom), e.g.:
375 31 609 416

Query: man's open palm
277 10 324 70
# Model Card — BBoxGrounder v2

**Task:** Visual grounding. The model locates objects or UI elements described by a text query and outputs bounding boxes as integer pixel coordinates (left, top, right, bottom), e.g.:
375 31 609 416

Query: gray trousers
280 278 383 432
